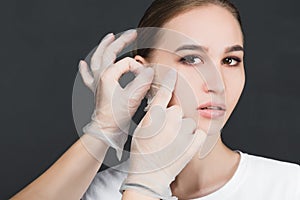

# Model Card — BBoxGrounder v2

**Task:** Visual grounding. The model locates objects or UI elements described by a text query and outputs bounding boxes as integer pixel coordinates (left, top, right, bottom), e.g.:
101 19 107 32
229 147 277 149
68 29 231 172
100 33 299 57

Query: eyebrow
225 45 244 53
175 44 208 53
175 44 244 53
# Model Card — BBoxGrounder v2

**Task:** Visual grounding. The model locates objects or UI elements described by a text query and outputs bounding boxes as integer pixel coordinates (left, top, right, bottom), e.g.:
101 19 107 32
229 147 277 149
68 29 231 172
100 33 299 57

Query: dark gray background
1 0 299 199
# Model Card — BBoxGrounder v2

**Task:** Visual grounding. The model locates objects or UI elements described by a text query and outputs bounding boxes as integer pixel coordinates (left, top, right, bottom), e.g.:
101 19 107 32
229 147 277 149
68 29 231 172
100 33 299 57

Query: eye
222 57 242 67
179 55 204 66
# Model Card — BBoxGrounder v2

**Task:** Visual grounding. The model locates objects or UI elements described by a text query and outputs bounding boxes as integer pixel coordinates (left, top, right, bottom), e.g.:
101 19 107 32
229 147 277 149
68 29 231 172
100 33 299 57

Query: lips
197 102 226 119
197 102 226 111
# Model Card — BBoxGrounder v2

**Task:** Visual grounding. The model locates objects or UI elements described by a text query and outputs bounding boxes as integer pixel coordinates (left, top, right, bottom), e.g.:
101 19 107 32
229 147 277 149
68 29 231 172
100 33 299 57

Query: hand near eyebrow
121 70 207 200
79 30 154 161
11 30 154 200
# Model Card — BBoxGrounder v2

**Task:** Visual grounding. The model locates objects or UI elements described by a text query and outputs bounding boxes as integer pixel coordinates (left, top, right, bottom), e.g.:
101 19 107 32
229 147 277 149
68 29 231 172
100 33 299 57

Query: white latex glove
79 30 154 161
120 69 207 199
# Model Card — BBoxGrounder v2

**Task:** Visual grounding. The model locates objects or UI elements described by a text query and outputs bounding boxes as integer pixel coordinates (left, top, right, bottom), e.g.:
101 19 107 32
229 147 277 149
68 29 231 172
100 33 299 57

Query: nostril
202 80 225 94
202 83 214 93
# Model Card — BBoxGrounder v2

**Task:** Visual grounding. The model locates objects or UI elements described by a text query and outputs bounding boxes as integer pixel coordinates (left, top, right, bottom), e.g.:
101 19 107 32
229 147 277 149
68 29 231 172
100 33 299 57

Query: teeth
205 106 222 110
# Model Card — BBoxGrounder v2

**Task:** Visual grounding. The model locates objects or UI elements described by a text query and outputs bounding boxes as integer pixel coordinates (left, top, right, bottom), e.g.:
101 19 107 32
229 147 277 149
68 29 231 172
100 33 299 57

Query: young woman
11 0 300 199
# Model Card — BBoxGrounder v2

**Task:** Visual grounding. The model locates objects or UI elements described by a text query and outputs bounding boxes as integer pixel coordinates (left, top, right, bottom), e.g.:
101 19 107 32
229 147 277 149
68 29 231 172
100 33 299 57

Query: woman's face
137 5 245 134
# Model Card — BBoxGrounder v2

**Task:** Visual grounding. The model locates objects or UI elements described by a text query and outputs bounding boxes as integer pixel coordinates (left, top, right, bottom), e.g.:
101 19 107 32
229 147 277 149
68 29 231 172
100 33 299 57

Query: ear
134 55 149 65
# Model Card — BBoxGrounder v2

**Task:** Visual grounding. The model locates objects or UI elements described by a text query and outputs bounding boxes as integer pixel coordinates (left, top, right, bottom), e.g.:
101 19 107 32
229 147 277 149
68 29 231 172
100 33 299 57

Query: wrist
82 121 128 160
79 134 109 162
122 189 161 200
89 115 121 134
124 172 172 199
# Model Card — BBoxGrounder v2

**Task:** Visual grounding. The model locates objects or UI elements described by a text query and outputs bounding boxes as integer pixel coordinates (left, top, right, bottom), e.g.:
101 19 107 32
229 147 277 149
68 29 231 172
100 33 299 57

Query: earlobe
134 55 148 65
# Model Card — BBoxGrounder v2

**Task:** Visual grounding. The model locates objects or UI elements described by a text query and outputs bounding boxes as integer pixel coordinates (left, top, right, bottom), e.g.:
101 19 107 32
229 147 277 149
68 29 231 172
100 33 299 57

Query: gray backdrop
1 0 299 199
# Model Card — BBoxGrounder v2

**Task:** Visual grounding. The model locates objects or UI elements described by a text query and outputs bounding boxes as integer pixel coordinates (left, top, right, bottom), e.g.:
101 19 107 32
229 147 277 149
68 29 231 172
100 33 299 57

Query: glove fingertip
161 69 177 92
195 129 207 141
79 60 88 70
193 129 207 158
143 67 155 77
116 149 123 161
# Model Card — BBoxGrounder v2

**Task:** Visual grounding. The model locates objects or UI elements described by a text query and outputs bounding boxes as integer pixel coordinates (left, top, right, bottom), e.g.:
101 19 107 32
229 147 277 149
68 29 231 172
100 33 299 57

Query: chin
196 113 228 134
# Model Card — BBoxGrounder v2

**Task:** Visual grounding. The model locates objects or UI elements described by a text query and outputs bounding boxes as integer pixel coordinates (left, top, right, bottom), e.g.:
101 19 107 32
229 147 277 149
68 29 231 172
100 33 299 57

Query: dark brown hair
135 0 244 58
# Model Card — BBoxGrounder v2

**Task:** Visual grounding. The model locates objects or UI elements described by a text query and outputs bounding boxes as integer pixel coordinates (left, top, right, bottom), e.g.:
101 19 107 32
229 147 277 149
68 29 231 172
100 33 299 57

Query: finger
166 105 183 119
179 118 196 134
110 57 146 81
167 129 207 175
102 29 137 68
135 105 166 139
164 118 196 151
90 33 115 73
182 128 206 159
124 68 154 108
162 117 196 150
148 69 177 109
195 129 209 159
152 105 183 148
79 60 94 91
146 121 203 173
188 129 207 159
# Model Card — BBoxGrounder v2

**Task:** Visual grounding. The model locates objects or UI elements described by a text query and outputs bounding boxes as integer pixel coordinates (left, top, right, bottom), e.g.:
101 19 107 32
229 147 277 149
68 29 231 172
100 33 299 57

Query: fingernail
78 60 84 69
123 29 137 36
103 33 114 40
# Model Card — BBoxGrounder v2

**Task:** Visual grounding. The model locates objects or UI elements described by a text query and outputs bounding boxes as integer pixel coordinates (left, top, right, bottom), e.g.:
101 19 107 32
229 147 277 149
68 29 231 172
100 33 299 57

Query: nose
201 64 225 95
202 77 225 94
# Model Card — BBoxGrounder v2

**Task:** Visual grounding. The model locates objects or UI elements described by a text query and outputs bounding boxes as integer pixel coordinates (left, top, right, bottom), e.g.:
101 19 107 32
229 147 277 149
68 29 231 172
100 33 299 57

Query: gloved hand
120 69 207 199
79 30 154 161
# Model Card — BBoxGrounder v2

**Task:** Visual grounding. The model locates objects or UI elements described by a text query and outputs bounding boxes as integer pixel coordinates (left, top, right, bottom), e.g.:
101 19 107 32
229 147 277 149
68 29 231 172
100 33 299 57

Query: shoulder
244 152 300 176
240 151 300 198
82 161 129 200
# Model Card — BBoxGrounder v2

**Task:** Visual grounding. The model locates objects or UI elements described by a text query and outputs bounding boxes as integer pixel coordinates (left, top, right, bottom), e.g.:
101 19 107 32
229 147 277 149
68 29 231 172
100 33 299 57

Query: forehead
162 5 244 51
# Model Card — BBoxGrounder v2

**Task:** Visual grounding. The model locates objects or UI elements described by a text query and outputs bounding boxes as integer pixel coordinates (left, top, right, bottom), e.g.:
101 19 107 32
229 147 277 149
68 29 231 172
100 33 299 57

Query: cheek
168 69 202 122
168 67 245 131
224 69 245 114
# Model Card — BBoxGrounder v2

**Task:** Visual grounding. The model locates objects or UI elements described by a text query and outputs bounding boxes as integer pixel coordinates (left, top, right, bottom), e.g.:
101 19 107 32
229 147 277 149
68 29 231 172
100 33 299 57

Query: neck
170 137 240 199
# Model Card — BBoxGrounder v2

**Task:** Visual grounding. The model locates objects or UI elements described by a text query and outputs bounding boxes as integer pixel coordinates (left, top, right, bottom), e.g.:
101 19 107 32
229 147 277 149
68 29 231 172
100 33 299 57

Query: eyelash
222 57 242 67
179 55 242 67
179 55 204 66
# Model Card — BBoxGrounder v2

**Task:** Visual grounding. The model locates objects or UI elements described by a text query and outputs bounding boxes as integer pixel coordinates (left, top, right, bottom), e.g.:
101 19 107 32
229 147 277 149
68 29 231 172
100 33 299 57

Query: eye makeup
179 54 204 66
221 56 242 67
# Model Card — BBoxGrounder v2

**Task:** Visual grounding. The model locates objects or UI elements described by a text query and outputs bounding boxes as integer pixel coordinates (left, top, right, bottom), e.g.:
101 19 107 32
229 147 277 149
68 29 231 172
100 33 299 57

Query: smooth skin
12 4 245 200
11 135 108 200
122 70 207 199
135 5 245 199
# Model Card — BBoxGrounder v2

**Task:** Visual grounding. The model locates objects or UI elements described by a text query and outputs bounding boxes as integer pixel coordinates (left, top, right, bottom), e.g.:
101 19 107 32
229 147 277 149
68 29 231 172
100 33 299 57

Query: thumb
193 129 207 157
160 128 207 179
124 67 154 108
79 60 95 92
184 129 207 159
175 127 207 163
170 128 207 171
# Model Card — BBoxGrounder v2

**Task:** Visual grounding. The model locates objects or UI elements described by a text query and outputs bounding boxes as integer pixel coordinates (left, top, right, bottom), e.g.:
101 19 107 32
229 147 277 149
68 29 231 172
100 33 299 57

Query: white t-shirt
82 151 300 200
